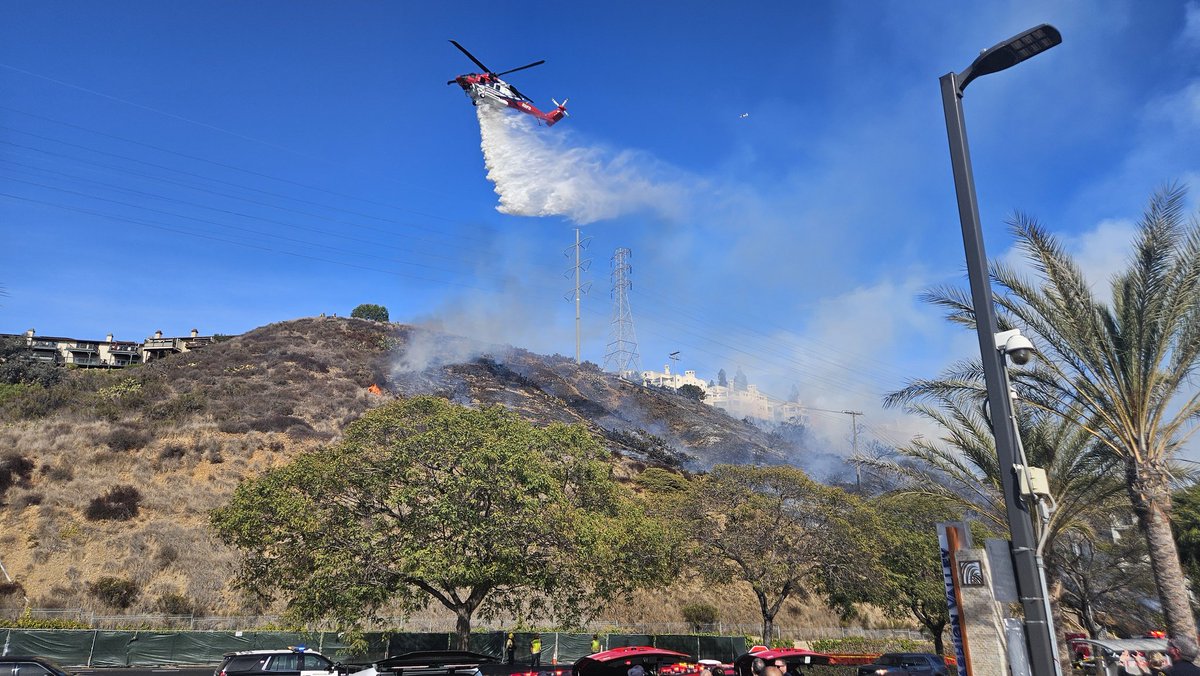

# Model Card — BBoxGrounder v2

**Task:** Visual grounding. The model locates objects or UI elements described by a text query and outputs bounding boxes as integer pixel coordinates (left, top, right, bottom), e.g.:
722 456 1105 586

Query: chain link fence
10 608 926 643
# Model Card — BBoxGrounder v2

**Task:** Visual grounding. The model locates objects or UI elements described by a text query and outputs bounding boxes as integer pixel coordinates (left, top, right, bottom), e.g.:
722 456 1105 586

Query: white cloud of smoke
476 105 692 224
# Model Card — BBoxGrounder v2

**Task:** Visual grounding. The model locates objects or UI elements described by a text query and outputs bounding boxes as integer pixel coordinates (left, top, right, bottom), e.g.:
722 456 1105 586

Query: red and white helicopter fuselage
448 41 568 127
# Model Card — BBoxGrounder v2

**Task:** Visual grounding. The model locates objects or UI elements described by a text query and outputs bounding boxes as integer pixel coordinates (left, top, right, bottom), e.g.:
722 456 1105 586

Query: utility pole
563 228 591 364
669 351 681 387
604 247 641 376
841 410 863 490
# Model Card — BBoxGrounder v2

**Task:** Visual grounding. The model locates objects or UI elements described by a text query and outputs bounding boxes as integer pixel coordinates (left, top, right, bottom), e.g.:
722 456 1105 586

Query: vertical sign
938 522 973 676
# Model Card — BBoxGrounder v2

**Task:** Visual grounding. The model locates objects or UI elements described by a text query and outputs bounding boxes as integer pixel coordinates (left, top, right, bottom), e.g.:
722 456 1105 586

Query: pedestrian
751 658 765 676
1169 638 1200 675
627 664 645 676
591 634 602 654
505 633 515 665
531 633 542 667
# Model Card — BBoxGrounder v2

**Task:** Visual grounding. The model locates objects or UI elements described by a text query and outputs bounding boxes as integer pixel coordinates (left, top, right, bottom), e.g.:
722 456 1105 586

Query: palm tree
874 390 1132 647
896 185 1200 654
876 392 1123 545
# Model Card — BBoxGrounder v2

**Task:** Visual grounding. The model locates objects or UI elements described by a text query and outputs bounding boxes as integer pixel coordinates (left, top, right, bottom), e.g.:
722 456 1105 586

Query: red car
574 648 694 676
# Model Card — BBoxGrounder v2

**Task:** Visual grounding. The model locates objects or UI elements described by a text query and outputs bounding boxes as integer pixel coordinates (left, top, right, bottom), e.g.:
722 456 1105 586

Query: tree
212 396 677 647
900 185 1200 654
880 386 1131 650
0 336 62 387
717 369 728 387
877 393 1123 551
787 384 800 403
869 493 957 655
733 367 748 391
1055 525 1161 638
679 464 880 641
350 303 389 322
1170 482 1200 605
680 601 719 632
678 384 706 401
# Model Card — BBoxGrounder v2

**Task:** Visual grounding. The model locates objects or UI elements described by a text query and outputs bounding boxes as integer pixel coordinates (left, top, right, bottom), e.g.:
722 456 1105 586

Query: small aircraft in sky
447 40 568 127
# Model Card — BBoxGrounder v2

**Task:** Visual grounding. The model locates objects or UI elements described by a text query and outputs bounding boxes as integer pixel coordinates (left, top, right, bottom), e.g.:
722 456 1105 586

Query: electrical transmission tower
563 228 592 364
604 247 641 375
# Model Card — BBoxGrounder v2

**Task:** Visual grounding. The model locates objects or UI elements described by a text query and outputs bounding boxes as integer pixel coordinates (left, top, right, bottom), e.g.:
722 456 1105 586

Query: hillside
0 316 844 625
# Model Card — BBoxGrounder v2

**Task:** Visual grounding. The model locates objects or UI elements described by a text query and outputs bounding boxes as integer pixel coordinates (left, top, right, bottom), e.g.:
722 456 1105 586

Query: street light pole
939 23 1062 676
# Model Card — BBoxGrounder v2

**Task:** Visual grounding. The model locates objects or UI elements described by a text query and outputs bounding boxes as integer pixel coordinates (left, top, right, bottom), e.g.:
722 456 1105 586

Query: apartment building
2 328 213 368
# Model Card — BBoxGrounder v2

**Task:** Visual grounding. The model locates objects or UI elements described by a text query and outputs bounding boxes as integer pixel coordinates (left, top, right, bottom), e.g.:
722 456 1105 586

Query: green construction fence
0 630 748 668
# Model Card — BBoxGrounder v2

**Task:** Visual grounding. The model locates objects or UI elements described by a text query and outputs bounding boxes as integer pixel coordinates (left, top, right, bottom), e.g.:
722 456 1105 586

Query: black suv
855 653 948 676
216 649 340 676
0 656 75 676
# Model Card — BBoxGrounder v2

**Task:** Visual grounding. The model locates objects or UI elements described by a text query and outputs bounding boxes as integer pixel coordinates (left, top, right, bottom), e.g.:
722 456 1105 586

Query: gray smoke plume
476 105 691 224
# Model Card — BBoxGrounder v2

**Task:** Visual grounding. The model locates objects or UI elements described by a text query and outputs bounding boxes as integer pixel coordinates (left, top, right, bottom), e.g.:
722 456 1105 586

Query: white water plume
476 105 689 224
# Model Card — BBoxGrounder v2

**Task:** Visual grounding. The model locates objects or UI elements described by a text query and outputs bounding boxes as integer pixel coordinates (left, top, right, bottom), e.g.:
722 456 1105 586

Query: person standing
1169 639 1200 675
591 635 602 654
531 634 543 667
505 633 515 665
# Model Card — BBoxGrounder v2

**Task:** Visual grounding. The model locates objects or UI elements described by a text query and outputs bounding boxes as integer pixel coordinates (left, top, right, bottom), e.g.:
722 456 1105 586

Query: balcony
66 357 103 367
70 343 99 353
144 338 181 351
30 340 58 350
108 344 141 354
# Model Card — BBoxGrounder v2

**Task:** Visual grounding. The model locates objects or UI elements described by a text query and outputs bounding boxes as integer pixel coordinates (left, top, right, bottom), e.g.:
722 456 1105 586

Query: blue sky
2 1 1199 454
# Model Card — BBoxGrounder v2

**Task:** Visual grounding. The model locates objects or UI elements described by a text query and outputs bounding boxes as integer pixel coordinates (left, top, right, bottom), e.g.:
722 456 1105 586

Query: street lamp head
957 24 1062 93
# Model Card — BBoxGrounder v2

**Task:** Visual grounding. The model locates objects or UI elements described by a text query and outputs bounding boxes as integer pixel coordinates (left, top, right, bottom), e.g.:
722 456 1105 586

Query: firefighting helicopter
447 40 568 127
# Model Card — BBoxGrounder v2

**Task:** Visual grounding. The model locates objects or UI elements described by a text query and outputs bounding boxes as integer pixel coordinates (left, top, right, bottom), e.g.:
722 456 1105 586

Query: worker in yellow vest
531 634 543 667
591 635 601 654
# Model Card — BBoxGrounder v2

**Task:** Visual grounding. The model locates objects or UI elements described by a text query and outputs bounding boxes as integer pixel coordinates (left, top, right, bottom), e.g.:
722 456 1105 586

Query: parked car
573 647 693 676
0 656 76 676
215 648 340 676
347 651 497 676
855 653 948 676
733 648 831 676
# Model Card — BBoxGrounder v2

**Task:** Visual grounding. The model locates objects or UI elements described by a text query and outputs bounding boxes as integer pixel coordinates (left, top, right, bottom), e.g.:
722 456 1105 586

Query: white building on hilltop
639 364 807 425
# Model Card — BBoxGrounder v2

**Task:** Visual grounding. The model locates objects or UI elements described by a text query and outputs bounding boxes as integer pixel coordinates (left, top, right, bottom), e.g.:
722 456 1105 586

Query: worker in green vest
531 634 543 667
591 635 601 654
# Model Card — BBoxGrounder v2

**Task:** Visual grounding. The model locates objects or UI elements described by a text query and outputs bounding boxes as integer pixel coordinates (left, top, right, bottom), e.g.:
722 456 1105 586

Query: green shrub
0 612 89 629
681 601 720 632
810 636 931 655
87 576 139 609
154 591 196 615
351 304 389 322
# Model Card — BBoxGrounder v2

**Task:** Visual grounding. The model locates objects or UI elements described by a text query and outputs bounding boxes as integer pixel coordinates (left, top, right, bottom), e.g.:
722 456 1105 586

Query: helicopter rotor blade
508 84 531 102
494 60 545 77
449 40 492 74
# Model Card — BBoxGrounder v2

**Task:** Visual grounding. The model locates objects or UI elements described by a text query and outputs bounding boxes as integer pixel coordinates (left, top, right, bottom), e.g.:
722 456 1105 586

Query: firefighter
531 634 542 667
